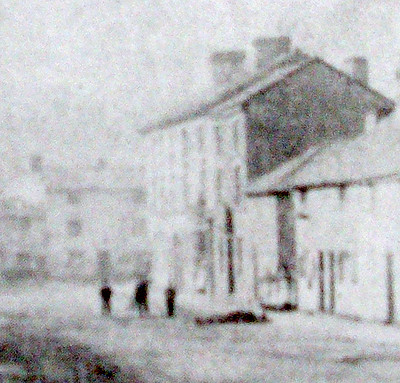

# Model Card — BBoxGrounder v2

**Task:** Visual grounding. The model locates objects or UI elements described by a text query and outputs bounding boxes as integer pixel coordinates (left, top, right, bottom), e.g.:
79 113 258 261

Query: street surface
1 280 400 382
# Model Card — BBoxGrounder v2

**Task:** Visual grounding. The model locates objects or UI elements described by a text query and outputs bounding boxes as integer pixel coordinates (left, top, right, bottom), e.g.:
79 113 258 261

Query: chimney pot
210 50 246 90
252 36 291 70
349 56 368 86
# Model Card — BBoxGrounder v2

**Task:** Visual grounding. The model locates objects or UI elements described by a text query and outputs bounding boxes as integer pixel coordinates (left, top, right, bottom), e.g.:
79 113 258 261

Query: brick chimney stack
349 56 369 86
252 36 291 71
210 50 246 90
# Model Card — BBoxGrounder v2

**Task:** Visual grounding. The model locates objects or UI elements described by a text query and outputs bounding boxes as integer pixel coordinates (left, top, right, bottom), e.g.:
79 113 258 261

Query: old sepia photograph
0 0 399 381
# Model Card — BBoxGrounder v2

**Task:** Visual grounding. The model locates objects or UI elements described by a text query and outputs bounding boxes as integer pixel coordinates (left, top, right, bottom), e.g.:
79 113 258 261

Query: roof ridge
139 50 313 134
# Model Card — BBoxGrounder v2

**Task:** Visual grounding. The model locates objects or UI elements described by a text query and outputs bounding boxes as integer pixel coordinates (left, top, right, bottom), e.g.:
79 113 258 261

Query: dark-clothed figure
100 285 112 316
134 280 149 317
166 287 176 318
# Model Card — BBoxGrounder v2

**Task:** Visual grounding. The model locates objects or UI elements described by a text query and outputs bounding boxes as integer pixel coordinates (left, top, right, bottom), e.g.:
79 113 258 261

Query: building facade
246 108 400 322
44 163 149 281
0 198 48 279
142 36 395 314
0 156 149 282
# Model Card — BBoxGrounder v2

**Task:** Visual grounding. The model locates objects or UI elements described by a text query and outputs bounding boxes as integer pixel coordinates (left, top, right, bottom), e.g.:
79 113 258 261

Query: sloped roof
247 110 400 196
139 50 395 134
44 165 142 192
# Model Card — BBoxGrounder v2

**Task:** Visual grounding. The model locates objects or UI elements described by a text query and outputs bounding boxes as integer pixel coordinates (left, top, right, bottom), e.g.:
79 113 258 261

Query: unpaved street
1 281 400 382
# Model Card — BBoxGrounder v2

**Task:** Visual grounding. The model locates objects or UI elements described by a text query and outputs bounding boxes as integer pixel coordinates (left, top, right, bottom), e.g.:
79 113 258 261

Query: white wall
296 180 400 323
144 104 249 311
47 187 148 279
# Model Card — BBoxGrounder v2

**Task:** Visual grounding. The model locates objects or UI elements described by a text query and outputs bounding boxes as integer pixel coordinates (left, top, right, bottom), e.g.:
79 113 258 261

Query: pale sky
0 0 398 166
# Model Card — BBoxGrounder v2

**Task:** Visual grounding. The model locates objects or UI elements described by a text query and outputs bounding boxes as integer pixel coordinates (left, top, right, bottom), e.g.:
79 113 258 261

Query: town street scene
1 0 400 381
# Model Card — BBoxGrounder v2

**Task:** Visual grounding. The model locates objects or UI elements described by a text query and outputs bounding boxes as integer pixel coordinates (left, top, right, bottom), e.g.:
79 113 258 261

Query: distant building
44 162 149 281
0 197 48 279
140 36 394 314
0 157 149 282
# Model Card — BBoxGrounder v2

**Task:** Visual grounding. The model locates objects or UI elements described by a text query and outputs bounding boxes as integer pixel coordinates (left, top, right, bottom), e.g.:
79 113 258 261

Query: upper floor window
233 121 240 151
67 191 80 205
182 129 189 156
67 219 82 238
182 160 190 203
197 126 204 151
30 155 43 173
234 166 242 205
216 169 222 202
200 159 206 189
132 218 147 236
67 249 85 268
214 126 223 154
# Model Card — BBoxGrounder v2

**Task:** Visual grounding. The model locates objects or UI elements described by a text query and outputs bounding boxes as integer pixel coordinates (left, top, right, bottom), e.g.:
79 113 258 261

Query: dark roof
139 50 395 134
246 110 400 197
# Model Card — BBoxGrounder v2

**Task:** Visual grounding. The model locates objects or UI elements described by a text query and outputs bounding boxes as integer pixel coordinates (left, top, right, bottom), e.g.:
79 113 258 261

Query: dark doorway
387 253 395 324
319 251 325 312
277 192 296 304
318 251 336 314
329 252 336 313
225 208 235 294
207 218 215 295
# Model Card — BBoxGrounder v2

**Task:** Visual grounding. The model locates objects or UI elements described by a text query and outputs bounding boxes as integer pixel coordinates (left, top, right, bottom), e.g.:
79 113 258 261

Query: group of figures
99 280 177 318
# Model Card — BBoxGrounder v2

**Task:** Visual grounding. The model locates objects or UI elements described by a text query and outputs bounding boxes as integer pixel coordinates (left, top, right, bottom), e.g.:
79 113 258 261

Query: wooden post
329 252 335 313
319 251 325 312
387 253 395 324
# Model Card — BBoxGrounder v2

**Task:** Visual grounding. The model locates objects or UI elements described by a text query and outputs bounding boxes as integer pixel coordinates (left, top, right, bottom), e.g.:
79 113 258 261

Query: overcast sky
0 0 399 166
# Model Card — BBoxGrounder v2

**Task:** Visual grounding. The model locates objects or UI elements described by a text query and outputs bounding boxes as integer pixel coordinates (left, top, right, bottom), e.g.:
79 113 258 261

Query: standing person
134 280 149 317
100 284 113 316
165 286 176 318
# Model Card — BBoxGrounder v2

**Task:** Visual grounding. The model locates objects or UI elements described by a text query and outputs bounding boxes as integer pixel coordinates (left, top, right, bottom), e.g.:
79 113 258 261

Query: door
387 253 395 324
318 251 336 313
318 251 325 312
225 208 235 295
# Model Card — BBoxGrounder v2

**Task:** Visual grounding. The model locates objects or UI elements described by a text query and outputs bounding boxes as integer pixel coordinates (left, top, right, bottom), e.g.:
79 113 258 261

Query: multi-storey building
141 36 394 314
0 156 149 282
0 197 48 279
44 161 149 281
246 105 399 323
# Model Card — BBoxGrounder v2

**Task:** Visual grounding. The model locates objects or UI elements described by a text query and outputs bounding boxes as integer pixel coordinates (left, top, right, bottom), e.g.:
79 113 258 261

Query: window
233 121 240 151
236 237 243 275
67 249 85 268
234 166 242 205
215 126 222 154
67 219 82 237
131 188 146 204
30 155 43 173
225 208 234 234
95 157 107 172
182 161 189 203
200 159 206 190
17 252 31 268
67 191 80 205
19 217 32 231
182 129 189 156
219 238 225 272
216 169 222 202
132 218 147 236
197 126 204 151
196 231 207 254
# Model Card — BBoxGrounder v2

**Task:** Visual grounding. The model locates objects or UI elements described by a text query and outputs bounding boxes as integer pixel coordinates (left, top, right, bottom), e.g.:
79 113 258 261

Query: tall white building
141 36 395 315
141 38 294 313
